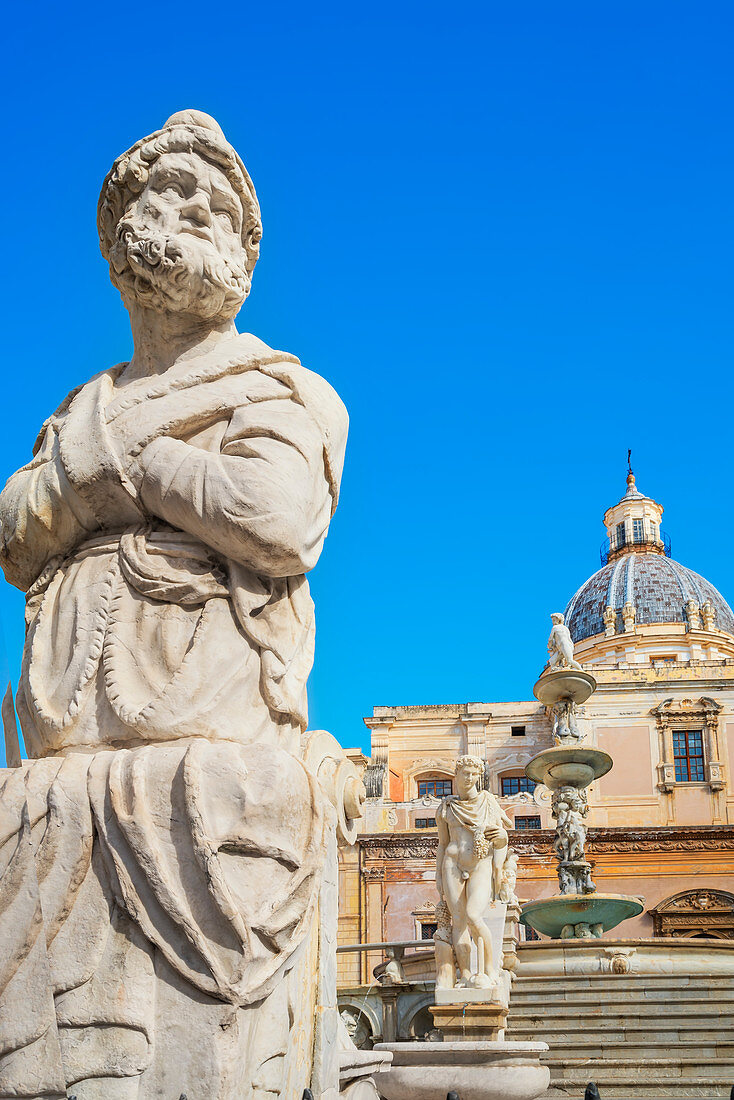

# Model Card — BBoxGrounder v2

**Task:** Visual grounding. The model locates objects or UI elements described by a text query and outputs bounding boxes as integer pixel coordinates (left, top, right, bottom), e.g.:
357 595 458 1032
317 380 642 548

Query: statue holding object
435 755 513 990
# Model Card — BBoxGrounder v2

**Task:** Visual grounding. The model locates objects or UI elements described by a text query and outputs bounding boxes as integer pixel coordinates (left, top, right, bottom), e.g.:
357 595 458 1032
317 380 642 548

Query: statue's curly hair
454 754 483 775
97 110 262 280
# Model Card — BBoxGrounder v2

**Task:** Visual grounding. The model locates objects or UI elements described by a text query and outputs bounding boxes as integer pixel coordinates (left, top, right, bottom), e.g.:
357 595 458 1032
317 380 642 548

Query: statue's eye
215 209 236 229
162 182 184 197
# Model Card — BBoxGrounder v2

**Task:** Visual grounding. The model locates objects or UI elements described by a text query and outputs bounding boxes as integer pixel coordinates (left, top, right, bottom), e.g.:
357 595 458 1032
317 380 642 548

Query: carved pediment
651 889 734 915
412 900 438 918
651 697 722 718
649 889 734 938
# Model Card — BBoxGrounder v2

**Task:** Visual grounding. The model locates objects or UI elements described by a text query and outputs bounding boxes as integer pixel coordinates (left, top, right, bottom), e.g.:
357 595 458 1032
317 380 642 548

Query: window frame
414 816 437 830
416 777 453 799
500 775 536 797
673 728 705 783
514 814 541 830
652 698 724 794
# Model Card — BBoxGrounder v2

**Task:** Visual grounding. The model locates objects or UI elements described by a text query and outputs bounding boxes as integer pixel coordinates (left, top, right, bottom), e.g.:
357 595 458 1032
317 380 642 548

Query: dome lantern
601 469 668 566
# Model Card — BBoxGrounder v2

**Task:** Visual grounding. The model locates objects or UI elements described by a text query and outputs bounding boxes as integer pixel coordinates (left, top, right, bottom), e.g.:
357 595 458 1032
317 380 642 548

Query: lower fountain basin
373 1041 549 1100
525 745 612 789
521 893 644 939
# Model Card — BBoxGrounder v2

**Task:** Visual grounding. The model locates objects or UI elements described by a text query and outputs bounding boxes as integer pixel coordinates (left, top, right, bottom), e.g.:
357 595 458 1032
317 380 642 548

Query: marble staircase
505 972 734 1098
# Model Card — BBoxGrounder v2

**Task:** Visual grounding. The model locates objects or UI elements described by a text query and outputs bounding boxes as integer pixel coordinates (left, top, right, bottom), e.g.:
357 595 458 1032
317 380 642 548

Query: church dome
565 470 734 643
566 553 734 642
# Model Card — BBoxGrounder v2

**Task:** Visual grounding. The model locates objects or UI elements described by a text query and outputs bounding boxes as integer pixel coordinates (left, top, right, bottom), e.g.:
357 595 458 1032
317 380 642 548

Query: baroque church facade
337 473 734 991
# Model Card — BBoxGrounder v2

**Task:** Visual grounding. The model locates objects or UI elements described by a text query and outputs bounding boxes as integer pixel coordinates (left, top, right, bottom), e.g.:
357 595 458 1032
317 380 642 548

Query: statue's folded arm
136 396 335 577
0 424 98 592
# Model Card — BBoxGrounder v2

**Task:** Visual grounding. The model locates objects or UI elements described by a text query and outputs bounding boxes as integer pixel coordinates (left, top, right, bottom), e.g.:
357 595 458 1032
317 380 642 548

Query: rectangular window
511 726 526 737
500 776 536 796
633 518 644 543
420 922 437 940
673 729 705 782
651 655 676 664
616 521 626 548
415 817 437 829
514 815 541 830
417 779 453 798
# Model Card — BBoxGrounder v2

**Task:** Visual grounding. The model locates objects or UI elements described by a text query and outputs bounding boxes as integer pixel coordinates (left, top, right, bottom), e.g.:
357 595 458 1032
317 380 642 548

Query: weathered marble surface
374 1041 550 1100
0 110 358 1099
434 756 516 993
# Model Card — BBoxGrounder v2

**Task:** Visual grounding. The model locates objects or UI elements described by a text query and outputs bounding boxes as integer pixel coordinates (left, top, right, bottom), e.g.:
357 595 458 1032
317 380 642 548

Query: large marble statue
0 111 356 1100
435 755 512 989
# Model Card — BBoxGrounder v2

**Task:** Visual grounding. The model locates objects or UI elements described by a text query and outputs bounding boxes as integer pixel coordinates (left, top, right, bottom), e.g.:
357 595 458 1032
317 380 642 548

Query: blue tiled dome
565 553 734 643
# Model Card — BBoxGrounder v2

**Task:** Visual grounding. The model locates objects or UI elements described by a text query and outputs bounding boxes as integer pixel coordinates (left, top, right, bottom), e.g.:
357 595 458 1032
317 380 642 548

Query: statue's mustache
112 223 185 276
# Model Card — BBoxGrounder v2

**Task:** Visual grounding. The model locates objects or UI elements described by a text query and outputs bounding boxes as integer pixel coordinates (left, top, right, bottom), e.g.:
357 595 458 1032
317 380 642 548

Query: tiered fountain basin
374 1041 550 1100
533 668 596 706
525 745 612 789
521 893 643 939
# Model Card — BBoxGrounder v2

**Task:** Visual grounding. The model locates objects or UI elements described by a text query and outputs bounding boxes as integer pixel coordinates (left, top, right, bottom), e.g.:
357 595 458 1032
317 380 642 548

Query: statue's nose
181 192 211 227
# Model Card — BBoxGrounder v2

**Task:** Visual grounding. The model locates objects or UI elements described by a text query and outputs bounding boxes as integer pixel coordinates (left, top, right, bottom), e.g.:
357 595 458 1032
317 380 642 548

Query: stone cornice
358 825 734 860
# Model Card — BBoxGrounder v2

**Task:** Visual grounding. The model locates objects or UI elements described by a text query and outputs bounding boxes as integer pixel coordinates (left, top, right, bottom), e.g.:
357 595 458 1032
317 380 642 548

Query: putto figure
435 755 512 989
547 612 584 672
0 111 352 1099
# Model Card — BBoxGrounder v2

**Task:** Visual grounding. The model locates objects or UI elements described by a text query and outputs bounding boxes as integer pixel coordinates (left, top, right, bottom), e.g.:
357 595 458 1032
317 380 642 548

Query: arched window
415 775 453 799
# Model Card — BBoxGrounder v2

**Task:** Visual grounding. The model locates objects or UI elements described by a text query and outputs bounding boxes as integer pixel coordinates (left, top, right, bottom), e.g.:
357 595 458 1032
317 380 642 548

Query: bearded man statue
0 111 357 1100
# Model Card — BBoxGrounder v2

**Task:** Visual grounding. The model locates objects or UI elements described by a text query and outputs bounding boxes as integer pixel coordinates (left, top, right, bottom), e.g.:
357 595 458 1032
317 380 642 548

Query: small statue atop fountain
547 612 585 671
435 755 513 989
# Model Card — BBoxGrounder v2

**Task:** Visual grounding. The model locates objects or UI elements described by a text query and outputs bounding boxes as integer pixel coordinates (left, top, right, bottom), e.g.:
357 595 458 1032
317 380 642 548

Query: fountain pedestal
520 649 643 940
429 1001 508 1041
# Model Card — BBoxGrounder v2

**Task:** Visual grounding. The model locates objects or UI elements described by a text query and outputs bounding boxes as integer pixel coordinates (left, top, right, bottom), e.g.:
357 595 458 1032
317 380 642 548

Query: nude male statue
435 755 512 988
0 110 351 1100
547 612 584 671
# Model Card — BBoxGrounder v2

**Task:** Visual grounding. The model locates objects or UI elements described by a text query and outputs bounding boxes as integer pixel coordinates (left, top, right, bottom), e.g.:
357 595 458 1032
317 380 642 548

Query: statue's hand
124 439 162 494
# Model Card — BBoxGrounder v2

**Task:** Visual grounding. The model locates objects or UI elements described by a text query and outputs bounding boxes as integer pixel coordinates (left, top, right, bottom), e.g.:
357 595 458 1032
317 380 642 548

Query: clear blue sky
1 2 733 762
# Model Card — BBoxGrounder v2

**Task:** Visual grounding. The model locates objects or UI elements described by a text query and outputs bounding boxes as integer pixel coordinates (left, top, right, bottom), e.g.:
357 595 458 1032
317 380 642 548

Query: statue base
429 1001 508 1041
520 892 644 939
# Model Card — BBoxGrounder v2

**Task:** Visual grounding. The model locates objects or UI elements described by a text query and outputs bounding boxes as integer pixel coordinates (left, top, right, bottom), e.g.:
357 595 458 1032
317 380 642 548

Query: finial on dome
164 109 225 137
625 448 637 494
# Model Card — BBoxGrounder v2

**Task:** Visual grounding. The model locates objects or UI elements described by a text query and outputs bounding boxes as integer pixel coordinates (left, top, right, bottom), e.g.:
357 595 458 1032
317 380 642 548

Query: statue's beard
109 218 250 320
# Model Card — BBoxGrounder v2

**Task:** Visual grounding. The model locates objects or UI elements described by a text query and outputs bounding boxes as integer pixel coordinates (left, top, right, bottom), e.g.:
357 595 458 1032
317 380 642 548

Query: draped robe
0 332 348 1098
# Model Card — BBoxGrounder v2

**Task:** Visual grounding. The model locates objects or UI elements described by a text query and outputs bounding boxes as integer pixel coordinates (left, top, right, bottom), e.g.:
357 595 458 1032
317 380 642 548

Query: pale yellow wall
596 725 655 798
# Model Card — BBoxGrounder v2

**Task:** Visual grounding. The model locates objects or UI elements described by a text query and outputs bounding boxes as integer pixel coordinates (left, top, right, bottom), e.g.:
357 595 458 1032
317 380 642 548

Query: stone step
548 1059 734 1081
513 974 734 988
544 1083 730 1100
509 1002 734 1018
507 1028 734 1046
512 979 734 993
510 985 734 1004
539 1043 734 1062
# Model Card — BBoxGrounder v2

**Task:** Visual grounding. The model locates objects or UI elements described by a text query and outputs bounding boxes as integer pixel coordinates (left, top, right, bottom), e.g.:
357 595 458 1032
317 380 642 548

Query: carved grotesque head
97 110 262 320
